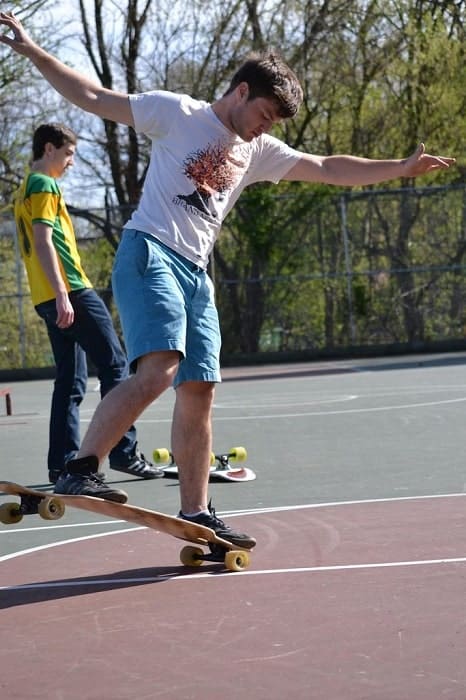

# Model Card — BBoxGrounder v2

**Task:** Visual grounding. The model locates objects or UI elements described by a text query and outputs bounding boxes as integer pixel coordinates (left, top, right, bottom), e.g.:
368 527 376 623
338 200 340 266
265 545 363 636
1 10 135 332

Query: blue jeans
35 288 137 471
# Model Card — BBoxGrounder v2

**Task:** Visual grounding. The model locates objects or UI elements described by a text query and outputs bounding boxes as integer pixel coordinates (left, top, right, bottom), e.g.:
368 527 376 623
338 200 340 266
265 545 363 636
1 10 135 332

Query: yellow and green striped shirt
14 172 92 306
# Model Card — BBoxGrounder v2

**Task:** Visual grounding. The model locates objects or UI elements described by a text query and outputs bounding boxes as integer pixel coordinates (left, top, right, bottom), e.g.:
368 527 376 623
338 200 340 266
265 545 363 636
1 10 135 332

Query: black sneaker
179 501 256 549
54 456 128 503
48 469 62 485
49 468 106 484
110 449 164 479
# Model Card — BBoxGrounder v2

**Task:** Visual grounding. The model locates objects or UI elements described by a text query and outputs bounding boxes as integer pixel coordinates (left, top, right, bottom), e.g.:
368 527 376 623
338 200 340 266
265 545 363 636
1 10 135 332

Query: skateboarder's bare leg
171 380 215 514
77 350 180 463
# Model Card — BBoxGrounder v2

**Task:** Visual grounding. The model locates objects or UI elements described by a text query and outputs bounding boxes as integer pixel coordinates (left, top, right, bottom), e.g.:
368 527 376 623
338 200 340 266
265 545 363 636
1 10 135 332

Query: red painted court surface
2 354 466 699
1 494 466 700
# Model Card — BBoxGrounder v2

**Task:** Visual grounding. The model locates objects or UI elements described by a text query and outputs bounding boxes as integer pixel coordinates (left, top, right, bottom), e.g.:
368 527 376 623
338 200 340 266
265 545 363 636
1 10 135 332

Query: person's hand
0 11 35 56
403 143 456 177
55 292 74 329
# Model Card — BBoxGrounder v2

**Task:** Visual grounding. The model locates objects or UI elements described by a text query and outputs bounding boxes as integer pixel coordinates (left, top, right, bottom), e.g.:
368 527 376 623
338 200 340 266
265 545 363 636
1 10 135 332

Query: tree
0 0 71 209
1 0 463 366
364 1 465 343
71 0 465 350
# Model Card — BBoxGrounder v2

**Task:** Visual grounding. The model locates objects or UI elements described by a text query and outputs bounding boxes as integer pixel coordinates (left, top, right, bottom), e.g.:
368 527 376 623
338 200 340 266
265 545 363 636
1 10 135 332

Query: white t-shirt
125 90 301 268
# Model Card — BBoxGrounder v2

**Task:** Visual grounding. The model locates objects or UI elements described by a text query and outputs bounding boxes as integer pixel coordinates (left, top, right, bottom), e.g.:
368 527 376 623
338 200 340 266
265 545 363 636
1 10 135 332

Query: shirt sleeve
27 174 59 227
129 90 186 139
246 134 302 185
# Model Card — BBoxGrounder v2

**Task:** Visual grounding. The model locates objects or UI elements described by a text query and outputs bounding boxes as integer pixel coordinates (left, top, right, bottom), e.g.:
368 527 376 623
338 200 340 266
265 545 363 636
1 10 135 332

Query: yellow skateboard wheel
224 550 250 571
180 545 204 567
38 497 65 521
229 446 247 463
0 502 23 524
152 448 171 464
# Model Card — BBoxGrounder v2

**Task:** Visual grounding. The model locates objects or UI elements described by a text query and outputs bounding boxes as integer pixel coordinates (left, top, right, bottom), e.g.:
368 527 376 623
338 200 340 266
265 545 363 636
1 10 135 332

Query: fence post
340 194 356 345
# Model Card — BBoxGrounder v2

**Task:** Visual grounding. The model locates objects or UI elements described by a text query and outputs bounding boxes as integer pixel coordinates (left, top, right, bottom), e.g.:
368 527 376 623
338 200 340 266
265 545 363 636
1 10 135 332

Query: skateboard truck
0 490 65 522
179 542 250 570
215 452 237 470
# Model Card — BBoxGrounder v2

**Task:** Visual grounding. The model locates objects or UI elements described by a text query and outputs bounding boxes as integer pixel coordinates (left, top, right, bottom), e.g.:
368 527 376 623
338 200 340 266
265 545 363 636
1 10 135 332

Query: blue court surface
1 352 466 699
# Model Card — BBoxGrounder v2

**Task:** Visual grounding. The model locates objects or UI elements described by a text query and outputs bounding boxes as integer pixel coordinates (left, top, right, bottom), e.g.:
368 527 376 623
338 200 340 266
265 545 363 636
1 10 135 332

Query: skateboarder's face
229 85 282 141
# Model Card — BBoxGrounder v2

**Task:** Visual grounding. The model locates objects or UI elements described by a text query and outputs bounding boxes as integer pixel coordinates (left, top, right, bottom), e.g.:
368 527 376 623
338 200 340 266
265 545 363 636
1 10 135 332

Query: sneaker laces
79 472 106 486
129 450 154 468
206 499 227 528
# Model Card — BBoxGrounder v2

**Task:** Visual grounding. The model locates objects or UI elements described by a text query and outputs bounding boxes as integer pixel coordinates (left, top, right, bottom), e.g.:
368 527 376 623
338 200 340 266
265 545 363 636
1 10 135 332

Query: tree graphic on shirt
178 141 248 218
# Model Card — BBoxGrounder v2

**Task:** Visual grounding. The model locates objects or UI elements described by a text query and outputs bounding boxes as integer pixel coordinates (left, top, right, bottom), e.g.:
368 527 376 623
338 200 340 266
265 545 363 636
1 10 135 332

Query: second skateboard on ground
152 446 257 482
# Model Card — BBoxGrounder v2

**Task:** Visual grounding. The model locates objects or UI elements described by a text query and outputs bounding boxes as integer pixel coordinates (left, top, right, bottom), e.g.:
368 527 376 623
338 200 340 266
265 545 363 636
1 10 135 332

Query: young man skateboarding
0 10 454 549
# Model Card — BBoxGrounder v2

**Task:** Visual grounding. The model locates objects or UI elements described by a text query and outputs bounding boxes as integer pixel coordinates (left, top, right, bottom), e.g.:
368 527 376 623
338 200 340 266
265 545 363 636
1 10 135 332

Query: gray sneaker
179 501 256 549
54 456 128 503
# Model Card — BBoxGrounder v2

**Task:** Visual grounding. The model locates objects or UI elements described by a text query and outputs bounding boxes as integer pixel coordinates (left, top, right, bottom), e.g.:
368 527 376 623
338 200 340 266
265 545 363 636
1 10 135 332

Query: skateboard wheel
209 452 215 466
180 545 204 567
0 502 23 524
229 446 247 463
152 448 171 464
38 497 65 521
224 550 250 571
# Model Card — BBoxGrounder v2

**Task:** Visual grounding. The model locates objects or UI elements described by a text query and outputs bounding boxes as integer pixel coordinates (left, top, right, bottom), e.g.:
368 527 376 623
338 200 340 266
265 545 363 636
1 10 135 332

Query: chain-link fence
1 183 465 371
216 183 466 357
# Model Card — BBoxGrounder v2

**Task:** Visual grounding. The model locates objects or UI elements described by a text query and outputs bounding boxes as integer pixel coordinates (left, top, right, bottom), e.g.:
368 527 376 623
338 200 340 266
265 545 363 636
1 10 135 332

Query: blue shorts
112 229 221 386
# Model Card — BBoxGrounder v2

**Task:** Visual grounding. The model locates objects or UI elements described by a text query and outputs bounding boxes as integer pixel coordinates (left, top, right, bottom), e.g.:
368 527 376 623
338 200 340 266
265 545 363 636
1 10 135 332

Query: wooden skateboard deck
153 446 257 482
0 481 252 571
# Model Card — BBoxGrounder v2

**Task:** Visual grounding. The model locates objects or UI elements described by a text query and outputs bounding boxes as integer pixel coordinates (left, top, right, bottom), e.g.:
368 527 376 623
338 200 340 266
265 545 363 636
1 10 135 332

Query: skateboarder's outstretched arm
0 10 133 126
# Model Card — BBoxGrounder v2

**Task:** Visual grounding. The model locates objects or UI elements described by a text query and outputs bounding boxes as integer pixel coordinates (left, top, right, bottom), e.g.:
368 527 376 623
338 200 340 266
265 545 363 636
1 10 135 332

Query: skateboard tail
161 465 256 482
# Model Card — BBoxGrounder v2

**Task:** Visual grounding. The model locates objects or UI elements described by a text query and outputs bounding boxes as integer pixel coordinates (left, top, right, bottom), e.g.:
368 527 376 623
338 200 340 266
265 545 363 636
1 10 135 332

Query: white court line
108 396 466 423
212 385 466 409
212 394 359 409
2 556 466 591
222 490 466 516
2 494 466 591
15 384 466 421
0 520 129 535
2 491 466 538
0 527 141 562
